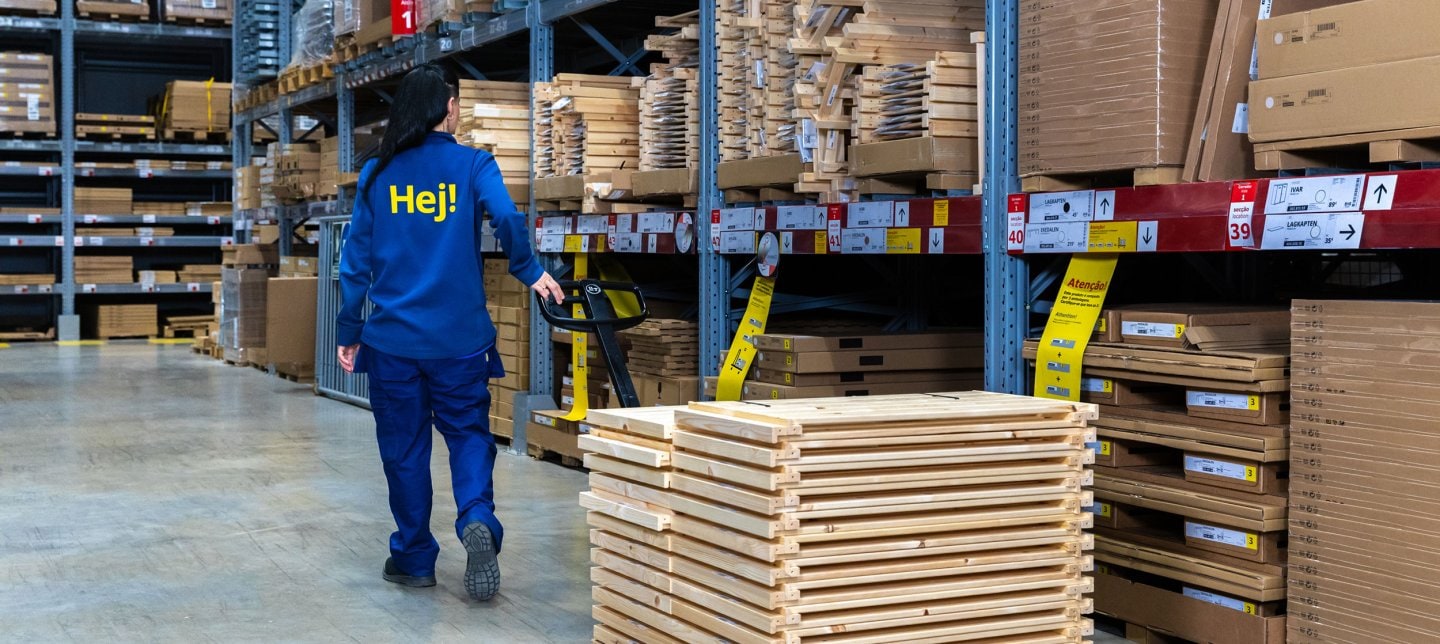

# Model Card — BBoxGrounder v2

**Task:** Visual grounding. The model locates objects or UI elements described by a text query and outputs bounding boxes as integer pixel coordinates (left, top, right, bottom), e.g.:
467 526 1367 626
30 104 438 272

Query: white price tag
25 94 38 121
187 283 201 292
1029 190 1096 222
1185 521 1258 550
1184 455 1256 482
27 214 41 224
841 228 887 254
7 237 18 246
82 284 97 293
141 283 157 293
719 231 756 254
538 234 564 253
220 237 234 246
1228 202 1255 248
142 214 156 224
1363 174 1397 211
540 216 571 235
1264 175 1364 214
635 212 674 234
53 236 64 247
613 213 633 233
1187 391 1258 411
137 168 153 178
846 201 894 228
1122 321 1183 339
89 237 104 246
83 215 97 224
1260 213 1364 250
37 166 52 176
1023 221 1089 254
610 233 641 252
575 215 608 234
718 207 756 232
1184 587 1258 615
13 285 28 294
776 206 825 230
139 236 156 246
207 216 221 225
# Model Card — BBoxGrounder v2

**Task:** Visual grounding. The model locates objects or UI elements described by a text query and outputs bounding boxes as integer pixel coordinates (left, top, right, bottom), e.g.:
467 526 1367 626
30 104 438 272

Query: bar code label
1187 391 1259 410
1122 321 1185 338
1081 377 1112 393
1184 587 1259 614
1186 521 1258 550
1185 455 1258 483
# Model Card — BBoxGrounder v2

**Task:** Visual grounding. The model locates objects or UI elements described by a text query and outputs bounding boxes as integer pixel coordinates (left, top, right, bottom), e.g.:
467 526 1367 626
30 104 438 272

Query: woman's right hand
530 272 565 304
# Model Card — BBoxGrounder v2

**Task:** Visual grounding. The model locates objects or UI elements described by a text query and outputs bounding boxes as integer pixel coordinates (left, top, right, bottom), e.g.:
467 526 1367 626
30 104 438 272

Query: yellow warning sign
1034 254 1119 400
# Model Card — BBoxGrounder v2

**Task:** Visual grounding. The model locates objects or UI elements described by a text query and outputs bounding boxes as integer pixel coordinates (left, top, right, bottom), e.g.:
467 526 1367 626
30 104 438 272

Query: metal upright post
696 0 727 392
57 0 78 341
514 2 555 454
336 77 354 176
982 0 1027 394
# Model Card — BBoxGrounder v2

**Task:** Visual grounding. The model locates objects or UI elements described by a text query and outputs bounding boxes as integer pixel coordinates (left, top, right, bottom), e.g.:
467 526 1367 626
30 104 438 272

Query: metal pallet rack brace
229 0 1033 456
0 13 234 341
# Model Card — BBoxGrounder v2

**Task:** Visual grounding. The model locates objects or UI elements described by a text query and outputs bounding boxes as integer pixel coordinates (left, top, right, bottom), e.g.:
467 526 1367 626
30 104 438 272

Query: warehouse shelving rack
0 10 234 341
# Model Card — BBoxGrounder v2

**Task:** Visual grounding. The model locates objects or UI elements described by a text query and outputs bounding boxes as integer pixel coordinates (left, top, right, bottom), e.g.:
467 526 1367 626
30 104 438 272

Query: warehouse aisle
0 343 592 642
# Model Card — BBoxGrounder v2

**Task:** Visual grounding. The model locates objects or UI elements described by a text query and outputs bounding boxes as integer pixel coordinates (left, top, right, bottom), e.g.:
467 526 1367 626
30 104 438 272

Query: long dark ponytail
361 63 460 193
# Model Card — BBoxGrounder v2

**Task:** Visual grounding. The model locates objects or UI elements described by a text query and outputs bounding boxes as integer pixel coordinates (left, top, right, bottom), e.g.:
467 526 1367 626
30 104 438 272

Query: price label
7 237 19 246
1184 587 1259 615
139 236 156 246
141 283 157 293
1122 321 1185 339
83 215 97 224
220 237 234 246
1186 521 1259 550
27 214 41 224
187 283 201 292
137 168 153 178
1187 391 1260 411
1029 190 1095 222
13 285 28 294
37 166 52 176
1023 221 1089 254
89 237 104 246
207 216 221 225
1260 213 1364 250
1264 175 1364 214
1184 455 1258 483
143 214 156 224
83 284 97 293
846 201 893 228
776 206 825 230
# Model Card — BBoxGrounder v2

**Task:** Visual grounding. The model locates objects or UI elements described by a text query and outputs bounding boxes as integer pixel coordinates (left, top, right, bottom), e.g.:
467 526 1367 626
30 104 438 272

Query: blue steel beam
982 0 1028 394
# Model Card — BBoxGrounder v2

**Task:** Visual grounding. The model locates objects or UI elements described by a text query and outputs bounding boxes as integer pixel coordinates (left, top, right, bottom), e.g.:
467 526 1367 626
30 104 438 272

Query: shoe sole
383 572 437 588
462 522 500 601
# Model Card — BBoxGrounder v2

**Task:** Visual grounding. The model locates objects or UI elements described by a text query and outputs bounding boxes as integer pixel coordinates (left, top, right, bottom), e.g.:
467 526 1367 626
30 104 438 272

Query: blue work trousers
359 343 506 577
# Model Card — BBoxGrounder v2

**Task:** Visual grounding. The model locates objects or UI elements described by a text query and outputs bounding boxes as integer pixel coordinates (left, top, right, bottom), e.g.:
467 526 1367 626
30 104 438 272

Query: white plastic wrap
288 0 335 70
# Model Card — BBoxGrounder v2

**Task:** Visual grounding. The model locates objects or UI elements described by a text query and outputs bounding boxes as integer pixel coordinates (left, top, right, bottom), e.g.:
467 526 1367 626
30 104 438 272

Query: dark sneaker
383 557 436 588
462 522 500 601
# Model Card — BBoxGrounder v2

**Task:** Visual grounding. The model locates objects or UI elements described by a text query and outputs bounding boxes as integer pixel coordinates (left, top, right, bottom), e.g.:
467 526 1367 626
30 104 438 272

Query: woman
335 63 564 602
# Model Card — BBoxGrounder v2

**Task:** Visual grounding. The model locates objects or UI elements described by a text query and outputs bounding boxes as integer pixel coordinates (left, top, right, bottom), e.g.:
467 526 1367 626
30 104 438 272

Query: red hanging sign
391 0 416 36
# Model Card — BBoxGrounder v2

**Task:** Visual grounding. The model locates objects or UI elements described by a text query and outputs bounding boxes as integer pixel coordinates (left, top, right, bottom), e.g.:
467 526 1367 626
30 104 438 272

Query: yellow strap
148 338 194 345
204 77 215 130
593 255 641 318
715 275 775 401
0 342 10 349
1033 254 1118 400
58 340 106 346
561 253 590 421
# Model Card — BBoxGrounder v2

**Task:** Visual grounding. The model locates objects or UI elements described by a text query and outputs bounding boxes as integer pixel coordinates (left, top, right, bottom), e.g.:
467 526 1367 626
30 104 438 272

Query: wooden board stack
269 142 322 203
531 75 640 179
790 0 984 199
94 304 157 339
75 113 156 140
456 80 531 203
75 256 135 284
75 187 133 215
638 12 700 171
581 393 1097 644
619 318 698 379
0 52 55 137
849 50 980 190
719 0 800 162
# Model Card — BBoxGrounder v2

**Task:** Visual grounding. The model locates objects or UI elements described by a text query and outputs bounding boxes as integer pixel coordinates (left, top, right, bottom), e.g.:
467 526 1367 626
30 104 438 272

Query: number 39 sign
392 0 416 36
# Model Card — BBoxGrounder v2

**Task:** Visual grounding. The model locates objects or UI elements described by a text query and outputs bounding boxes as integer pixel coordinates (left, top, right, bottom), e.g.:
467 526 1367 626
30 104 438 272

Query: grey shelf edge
75 141 232 155
75 236 235 247
75 283 215 294
4 215 231 224
73 19 230 42
0 165 59 176
0 285 59 295
78 168 232 179
0 140 62 152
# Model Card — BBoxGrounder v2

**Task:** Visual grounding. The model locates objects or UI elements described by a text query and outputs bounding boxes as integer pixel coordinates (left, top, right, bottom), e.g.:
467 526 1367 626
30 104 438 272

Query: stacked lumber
582 393 1097 643
75 187 133 215
136 269 178 284
163 314 215 338
484 258 531 440
531 83 556 179
790 0 984 198
706 330 986 400
718 0 799 162
74 256 134 284
1022 305 1293 642
269 142 321 202
850 51 979 183
533 74 640 178
76 0 150 20
177 264 224 283
162 0 231 24
456 80 531 204
638 11 700 171
131 201 187 215
620 319 697 378
94 304 157 339
0 274 55 286
0 0 57 15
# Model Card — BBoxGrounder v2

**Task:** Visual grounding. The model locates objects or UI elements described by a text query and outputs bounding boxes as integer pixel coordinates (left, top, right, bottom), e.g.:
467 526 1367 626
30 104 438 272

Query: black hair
361 63 460 193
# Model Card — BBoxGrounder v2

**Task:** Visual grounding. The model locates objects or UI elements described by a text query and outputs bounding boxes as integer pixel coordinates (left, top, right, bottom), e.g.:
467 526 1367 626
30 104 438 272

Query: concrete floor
0 343 592 642
0 343 1131 644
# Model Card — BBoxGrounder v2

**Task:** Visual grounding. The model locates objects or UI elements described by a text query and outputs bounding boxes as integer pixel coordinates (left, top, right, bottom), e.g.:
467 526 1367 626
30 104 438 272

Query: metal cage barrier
315 215 372 408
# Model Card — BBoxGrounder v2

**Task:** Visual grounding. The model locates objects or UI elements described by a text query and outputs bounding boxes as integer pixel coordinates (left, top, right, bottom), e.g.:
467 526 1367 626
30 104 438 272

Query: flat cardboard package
1256 0 1440 80
1081 377 1181 406
632 374 698 407
223 243 280 267
1250 56 1440 141
631 168 697 197
1118 304 1289 348
849 137 978 177
1094 571 1285 643
717 154 805 189
1185 389 1287 425
265 277 317 376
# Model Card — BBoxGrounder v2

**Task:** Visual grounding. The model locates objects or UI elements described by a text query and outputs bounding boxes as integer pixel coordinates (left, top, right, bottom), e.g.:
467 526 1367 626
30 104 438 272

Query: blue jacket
337 131 543 360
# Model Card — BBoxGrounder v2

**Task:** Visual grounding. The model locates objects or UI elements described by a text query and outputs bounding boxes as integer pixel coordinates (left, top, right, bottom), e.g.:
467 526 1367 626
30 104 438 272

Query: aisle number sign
1034 254 1119 400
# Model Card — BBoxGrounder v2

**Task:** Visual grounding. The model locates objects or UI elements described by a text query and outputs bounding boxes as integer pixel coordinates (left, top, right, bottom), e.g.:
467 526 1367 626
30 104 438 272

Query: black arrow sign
1100 197 1111 214
1373 183 1389 202
1341 224 1356 240
1142 229 1154 244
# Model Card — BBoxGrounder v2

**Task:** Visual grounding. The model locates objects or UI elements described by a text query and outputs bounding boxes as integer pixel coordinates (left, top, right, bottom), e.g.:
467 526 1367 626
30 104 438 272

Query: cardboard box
1186 389 1287 426
631 168 697 197
849 136 979 177
755 346 984 374
717 154 805 189
265 277 317 376
703 375 985 400
632 374 698 407
1183 519 1285 564
1250 55 1440 141
220 268 269 350
1081 378 1182 407
1094 572 1286 643
753 330 982 353
490 415 514 439
527 416 582 460
1118 304 1290 348
254 224 280 245
747 367 974 388
1183 452 1284 494
279 256 319 276
534 175 586 200
1257 0 1440 80
223 244 280 267
1093 438 1170 469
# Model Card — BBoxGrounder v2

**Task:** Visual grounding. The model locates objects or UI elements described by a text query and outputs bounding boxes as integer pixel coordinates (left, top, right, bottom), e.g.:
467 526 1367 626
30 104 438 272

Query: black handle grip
536 279 649 334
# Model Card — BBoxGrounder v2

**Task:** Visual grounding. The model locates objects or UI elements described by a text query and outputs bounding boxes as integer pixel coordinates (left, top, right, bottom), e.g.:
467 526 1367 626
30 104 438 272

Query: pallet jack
536 279 650 409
